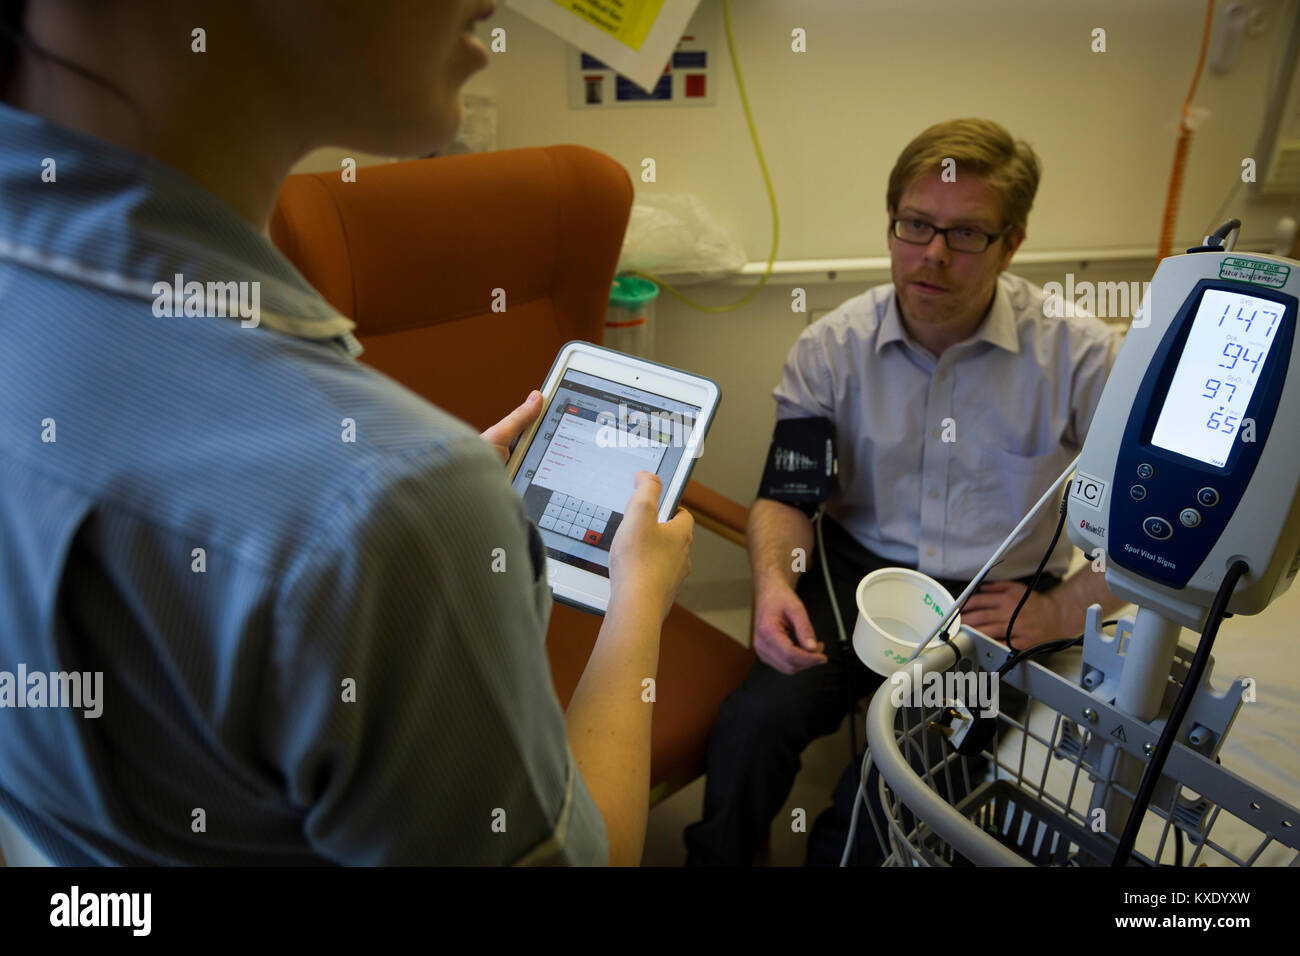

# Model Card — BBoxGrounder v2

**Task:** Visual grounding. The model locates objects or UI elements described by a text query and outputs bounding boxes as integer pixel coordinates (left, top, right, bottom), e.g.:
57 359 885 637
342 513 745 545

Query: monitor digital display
1150 288 1283 468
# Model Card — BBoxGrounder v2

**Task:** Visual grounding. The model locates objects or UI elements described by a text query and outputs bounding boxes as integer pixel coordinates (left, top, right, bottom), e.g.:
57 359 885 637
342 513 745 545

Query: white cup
852 568 961 676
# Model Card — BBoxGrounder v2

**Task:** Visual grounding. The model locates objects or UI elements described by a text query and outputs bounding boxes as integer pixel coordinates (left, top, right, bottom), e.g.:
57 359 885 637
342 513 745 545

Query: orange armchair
270 145 754 805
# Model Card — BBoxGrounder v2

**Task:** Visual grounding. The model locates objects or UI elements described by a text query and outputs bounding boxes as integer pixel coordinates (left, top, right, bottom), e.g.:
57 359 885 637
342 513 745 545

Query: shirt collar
877 292 910 353
0 101 362 356
877 276 1021 357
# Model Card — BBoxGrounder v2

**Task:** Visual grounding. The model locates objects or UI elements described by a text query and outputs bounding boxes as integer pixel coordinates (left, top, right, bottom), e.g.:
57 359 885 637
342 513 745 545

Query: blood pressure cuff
756 416 838 517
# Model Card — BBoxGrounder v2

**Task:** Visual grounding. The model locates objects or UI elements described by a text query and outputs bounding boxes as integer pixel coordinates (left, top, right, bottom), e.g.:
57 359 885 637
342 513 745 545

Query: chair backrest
270 145 633 430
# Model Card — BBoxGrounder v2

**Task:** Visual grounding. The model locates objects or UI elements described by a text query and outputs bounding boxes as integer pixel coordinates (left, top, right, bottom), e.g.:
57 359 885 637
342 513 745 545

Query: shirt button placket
919 363 951 572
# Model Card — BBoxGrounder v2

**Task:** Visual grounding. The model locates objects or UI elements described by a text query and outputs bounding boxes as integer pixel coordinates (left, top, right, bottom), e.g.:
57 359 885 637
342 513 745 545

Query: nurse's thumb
630 470 662 510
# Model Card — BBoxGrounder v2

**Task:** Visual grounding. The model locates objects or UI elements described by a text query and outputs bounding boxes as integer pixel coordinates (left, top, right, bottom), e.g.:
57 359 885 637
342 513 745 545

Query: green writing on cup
853 569 961 677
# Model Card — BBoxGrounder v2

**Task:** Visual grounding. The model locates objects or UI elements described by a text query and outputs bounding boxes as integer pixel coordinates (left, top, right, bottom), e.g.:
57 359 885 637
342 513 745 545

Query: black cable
1210 218 1242 243
1004 486 1070 652
1188 218 1245 254
846 695 859 866
813 507 862 863
847 682 858 821
1110 559 1249 868
814 511 858 775
937 486 1071 761
848 701 857 763
997 621 1119 678
999 634 1081 678
1203 183 1241 240
819 502 960 865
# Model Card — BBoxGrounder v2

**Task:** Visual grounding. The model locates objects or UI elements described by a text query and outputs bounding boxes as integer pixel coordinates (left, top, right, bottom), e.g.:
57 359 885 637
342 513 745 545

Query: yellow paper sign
511 0 700 91
551 0 666 51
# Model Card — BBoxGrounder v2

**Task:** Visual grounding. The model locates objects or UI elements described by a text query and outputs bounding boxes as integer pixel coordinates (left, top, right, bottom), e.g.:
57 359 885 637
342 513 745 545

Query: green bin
606 275 658 358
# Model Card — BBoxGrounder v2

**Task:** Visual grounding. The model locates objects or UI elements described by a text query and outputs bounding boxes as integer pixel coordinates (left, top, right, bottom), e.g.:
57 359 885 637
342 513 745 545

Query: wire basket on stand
858 621 1300 867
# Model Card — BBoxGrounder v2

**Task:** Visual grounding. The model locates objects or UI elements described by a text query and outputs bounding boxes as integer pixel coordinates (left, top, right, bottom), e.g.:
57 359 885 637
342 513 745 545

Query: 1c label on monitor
1071 472 1108 510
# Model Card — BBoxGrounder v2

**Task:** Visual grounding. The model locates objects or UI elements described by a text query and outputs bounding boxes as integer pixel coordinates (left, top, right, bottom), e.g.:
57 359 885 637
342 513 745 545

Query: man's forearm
1050 564 1128 638
747 498 814 593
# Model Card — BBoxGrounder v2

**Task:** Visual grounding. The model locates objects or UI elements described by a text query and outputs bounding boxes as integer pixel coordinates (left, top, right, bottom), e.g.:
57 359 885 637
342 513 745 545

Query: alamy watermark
50 886 150 936
151 273 260 328
0 664 102 718
1042 273 1152 327
889 662 999 719
595 403 702 458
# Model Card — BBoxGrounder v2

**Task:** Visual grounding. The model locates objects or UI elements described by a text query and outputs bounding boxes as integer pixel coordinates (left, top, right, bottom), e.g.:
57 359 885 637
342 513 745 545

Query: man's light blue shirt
773 273 1122 579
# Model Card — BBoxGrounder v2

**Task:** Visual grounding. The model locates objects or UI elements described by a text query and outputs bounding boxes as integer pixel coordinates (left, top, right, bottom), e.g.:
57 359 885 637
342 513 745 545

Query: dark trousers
683 516 1052 866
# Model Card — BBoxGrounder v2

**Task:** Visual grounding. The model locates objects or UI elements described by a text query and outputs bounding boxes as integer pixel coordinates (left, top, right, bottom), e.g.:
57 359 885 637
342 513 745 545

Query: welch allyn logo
50 886 151 936
1080 518 1106 537
0 665 102 718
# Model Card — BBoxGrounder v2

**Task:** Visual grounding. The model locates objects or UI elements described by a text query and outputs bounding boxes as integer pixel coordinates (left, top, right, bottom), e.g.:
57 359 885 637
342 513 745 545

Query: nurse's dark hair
0 0 24 97
887 118 1042 234
0 0 139 123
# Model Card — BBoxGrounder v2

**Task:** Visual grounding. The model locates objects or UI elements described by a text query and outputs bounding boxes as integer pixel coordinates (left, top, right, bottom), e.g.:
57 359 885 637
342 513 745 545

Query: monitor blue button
1143 517 1173 540
1130 484 1147 500
1179 508 1201 528
1137 463 1154 480
1197 487 1219 507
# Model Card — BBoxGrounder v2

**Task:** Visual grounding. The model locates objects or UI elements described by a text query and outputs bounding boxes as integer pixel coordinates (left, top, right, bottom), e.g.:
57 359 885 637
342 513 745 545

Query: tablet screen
511 368 700 577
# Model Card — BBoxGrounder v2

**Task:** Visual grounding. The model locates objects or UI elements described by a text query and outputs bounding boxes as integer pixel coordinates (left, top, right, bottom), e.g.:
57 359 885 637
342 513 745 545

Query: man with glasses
685 118 1125 866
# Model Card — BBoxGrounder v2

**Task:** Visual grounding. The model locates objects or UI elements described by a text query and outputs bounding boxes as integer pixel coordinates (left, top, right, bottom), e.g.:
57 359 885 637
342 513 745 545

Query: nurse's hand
753 583 827 674
481 390 543 465
961 581 1066 650
609 472 694 624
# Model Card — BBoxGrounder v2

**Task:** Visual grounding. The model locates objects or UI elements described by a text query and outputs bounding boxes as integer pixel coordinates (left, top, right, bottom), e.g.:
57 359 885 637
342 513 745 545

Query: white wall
447 0 1298 255
293 0 1300 605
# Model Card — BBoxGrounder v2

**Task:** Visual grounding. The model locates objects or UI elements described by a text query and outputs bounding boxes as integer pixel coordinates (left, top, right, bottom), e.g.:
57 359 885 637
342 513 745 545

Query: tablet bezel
505 341 721 616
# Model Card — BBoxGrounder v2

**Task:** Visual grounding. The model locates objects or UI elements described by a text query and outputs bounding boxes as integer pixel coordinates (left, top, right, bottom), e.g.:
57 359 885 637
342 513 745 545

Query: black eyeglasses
890 218 1011 253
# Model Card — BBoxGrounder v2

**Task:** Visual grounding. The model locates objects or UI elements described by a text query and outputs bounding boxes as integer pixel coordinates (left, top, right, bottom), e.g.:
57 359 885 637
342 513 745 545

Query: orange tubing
1156 0 1216 263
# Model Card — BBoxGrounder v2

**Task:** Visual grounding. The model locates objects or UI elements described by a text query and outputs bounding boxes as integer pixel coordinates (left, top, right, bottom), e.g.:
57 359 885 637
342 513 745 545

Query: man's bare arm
745 498 830 671
747 498 814 593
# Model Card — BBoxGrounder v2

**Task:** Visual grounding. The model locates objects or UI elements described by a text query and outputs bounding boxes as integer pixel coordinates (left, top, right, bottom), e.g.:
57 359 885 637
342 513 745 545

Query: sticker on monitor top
1219 256 1290 289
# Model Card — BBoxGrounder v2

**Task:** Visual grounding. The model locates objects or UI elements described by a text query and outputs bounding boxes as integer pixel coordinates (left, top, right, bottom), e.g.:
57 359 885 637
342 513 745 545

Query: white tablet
506 341 721 615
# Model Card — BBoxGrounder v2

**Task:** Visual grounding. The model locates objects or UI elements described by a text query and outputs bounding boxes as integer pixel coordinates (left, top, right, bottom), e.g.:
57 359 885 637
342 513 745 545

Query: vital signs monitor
1067 249 1300 628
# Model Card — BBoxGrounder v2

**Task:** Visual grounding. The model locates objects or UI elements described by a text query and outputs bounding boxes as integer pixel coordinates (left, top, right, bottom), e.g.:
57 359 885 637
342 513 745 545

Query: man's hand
752 582 827 674
481 391 542 465
960 581 1067 650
